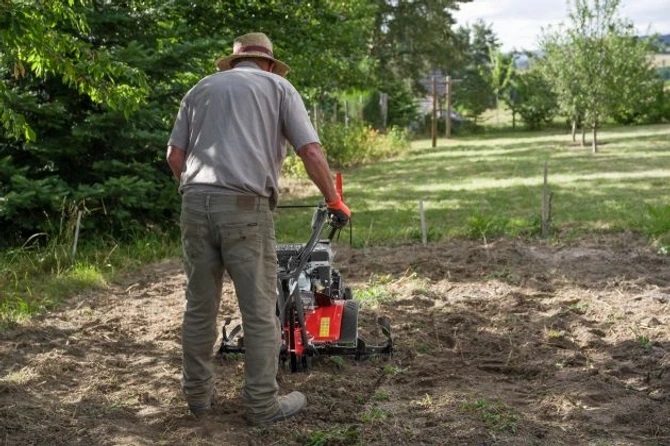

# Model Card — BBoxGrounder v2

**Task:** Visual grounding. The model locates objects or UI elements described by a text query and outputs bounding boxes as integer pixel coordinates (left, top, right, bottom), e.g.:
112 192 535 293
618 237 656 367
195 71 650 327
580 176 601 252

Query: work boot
245 391 307 427
189 402 212 416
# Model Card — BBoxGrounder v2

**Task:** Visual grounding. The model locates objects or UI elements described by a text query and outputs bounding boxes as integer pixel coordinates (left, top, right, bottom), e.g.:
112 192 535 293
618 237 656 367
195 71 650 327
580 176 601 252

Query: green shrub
281 123 410 176
280 152 307 178
321 124 409 168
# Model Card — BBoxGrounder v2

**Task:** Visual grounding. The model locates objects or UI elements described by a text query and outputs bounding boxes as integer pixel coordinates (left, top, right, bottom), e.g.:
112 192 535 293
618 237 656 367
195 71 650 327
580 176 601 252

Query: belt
182 192 269 210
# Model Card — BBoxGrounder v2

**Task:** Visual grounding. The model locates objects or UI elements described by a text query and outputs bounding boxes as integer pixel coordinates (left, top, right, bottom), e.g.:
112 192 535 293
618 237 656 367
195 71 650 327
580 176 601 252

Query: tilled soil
1 233 669 446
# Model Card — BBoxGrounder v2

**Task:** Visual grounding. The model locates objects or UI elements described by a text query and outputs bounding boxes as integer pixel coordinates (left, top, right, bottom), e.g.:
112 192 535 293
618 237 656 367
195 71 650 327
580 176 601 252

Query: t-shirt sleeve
281 88 320 153
167 97 190 150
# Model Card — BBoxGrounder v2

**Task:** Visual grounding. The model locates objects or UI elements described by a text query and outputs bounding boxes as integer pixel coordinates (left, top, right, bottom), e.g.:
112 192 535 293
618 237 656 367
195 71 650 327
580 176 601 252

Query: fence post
445 75 452 139
542 161 553 238
420 200 427 246
431 77 437 148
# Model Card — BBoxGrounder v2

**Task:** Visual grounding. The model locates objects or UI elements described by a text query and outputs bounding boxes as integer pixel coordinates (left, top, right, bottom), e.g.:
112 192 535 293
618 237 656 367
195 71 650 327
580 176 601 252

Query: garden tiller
217 187 392 372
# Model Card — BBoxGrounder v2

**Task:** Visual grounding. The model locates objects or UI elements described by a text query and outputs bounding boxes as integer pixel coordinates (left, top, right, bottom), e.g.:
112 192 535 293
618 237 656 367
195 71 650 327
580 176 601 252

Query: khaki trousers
180 193 280 417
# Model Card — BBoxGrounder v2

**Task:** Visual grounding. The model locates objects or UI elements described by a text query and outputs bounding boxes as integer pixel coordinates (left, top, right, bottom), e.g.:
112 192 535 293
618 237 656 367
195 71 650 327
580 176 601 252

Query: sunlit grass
0 232 180 325
276 124 670 247
3 123 670 323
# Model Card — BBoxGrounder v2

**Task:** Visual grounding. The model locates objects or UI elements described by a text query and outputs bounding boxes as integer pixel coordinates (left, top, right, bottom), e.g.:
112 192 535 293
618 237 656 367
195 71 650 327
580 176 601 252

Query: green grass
0 231 180 325
302 426 361 446
276 124 670 248
460 398 519 433
3 123 670 323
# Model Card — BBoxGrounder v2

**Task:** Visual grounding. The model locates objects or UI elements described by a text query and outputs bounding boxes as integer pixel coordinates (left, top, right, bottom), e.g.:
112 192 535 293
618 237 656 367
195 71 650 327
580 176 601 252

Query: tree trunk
512 111 516 130
581 126 586 147
591 124 598 154
571 119 577 143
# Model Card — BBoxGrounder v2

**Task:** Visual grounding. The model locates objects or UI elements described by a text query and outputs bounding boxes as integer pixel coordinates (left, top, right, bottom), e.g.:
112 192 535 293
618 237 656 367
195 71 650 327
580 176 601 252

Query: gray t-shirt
167 62 319 205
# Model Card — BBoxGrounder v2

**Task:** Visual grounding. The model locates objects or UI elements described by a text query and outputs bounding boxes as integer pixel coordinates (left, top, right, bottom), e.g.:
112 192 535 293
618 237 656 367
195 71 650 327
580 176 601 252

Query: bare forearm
297 143 338 202
166 145 186 181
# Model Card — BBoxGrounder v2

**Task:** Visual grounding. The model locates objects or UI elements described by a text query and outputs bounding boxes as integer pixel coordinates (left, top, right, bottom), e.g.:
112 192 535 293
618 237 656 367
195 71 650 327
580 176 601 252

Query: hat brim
216 53 290 77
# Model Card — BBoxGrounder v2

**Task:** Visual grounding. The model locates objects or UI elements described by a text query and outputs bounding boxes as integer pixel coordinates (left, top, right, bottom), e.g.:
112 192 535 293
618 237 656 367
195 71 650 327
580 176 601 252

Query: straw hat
215 32 290 77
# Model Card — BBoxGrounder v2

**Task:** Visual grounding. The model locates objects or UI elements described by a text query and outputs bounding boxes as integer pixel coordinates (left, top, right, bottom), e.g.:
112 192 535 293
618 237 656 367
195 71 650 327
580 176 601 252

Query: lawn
276 124 670 247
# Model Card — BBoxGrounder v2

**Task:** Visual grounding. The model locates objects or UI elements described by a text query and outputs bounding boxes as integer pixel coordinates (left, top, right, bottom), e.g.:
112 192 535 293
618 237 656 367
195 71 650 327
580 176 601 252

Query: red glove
326 196 351 229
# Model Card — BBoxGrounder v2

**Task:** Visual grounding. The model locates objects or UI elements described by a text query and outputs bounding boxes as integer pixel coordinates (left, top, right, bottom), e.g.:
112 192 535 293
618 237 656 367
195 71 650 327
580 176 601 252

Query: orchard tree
541 31 588 144
541 0 658 153
509 70 558 130
485 47 515 119
607 33 660 125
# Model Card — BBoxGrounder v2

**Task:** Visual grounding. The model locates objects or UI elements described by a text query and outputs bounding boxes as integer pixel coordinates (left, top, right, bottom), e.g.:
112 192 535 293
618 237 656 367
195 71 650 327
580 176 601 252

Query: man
166 32 350 427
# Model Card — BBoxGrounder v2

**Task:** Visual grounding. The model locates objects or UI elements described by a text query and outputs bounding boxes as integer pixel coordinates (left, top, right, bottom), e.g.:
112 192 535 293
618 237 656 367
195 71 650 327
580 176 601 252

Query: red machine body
286 300 346 356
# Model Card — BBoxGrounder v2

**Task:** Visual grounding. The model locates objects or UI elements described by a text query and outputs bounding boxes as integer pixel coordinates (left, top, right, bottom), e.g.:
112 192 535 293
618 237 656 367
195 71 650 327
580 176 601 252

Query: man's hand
326 196 351 229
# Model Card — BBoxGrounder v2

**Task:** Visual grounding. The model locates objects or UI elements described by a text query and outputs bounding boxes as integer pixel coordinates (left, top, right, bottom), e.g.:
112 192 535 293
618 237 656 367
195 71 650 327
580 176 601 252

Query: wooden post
72 210 83 258
445 76 452 139
344 100 349 128
379 92 388 132
431 76 437 148
419 200 427 246
541 161 553 238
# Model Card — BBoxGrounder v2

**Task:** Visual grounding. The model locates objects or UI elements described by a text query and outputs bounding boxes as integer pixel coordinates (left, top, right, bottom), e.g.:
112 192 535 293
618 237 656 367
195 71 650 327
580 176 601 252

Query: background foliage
1 0 668 250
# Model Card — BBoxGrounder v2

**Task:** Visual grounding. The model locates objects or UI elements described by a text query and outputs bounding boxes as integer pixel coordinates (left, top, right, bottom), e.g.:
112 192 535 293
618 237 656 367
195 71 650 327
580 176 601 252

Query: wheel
339 300 359 344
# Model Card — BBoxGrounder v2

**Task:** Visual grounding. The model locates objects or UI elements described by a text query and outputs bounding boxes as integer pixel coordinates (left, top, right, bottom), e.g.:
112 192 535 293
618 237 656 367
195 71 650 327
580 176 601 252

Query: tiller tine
378 316 392 339
312 315 393 361
356 316 393 359
218 317 244 356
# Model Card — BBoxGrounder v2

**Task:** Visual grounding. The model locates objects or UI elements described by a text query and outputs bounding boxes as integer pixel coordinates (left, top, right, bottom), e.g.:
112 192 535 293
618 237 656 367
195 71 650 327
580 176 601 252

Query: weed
545 329 563 339
568 300 589 314
381 365 404 376
0 366 38 385
360 407 388 423
355 274 394 308
637 335 653 350
303 426 361 446
460 398 518 433
412 394 433 409
325 355 346 368
604 312 622 325
465 213 509 240
372 391 390 402
415 342 433 354
641 204 670 238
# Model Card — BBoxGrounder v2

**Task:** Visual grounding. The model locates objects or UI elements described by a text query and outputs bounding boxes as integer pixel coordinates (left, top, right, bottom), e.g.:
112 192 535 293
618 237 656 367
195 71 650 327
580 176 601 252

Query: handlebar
278 203 336 280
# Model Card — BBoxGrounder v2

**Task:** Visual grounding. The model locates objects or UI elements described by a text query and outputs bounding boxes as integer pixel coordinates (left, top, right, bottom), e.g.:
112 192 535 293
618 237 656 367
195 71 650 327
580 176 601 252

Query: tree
485 47 515 121
453 67 493 125
370 0 472 91
0 0 377 246
541 0 659 153
510 70 558 130
450 20 499 125
0 0 148 141
607 34 661 125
